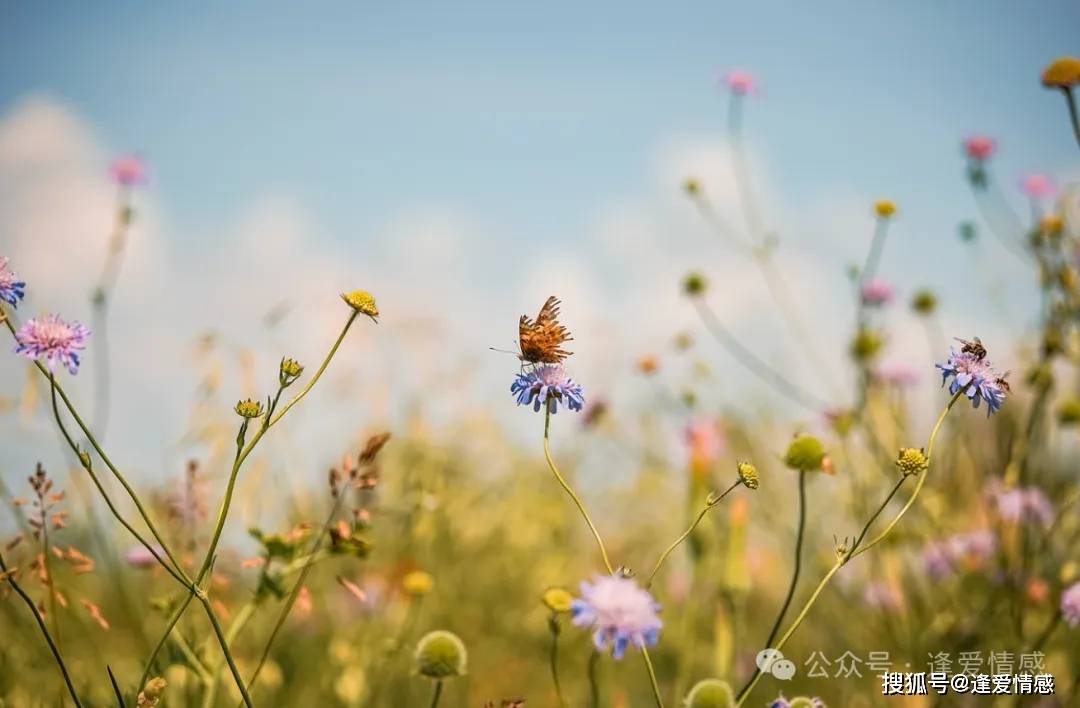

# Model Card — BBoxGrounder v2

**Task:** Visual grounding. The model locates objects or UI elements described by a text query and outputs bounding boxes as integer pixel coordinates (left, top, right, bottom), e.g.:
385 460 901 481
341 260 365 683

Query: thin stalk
1062 87 1080 151
641 648 665 708
428 680 443 708
646 480 741 587
548 616 569 708
587 650 600 708
0 551 84 708
736 470 807 702
844 475 908 561
542 407 613 574
91 185 133 439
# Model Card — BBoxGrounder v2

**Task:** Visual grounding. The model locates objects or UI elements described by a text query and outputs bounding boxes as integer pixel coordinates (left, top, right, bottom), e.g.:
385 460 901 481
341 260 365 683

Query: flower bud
234 398 264 419
783 435 825 472
683 272 708 297
1058 397 1080 426
279 357 304 387
414 630 467 679
684 678 734 708
849 328 884 362
683 178 701 196
895 447 929 476
874 200 896 218
736 461 759 490
911 289 937 315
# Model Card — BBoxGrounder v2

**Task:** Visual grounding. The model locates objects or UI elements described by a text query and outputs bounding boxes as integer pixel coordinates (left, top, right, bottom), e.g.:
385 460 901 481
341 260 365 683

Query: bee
955 336 987 360
994 371 1012 394
517 296 573 364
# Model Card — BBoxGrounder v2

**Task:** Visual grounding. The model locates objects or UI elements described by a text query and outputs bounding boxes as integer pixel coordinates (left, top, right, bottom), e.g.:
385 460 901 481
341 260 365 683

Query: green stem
0 551 84 708
641 648 665 708
844 475 908 561
548 616 569 708
139 583 201 693
587 650 600 708
646 480 740 587
428 680 443 708
1063 87 1080 151
542 407 614 574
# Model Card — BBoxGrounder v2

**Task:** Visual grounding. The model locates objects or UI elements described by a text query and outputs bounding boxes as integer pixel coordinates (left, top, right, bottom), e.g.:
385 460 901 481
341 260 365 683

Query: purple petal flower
994 486 1053 527
935 346 1007 415
125 544 166 569
510 364 584 414
0 257 26 308
13 314 90 375
1062 582 1080 628
570 575 662 659
110 155 147 187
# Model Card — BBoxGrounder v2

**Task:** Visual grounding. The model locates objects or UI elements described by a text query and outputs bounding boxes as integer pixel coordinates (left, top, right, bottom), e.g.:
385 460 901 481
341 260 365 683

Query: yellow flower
542 587 575 613
895 447 929 476
874 200 897 218
234 398 264 419
1040 214 1064 235
341 289 379 318
736 461 759 490
1041 57 1080 89
402 570 434 597
414 630 467 679
783 434 825 472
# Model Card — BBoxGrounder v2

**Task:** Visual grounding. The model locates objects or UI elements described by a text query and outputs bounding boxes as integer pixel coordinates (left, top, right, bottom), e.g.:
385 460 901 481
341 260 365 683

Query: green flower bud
911 289 937 315
414 630 467 679
683 178 701 196
279 357 304 386
684 678 734 708
234 398 264 419
683 272 708 297
849 328 884 362
895 447 929 476
1057 397 1080 426
783 435 825 472
736 461 759 490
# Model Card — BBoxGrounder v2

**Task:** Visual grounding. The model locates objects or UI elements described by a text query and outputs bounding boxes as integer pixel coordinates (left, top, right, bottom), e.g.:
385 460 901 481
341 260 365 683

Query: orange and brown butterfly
517 296 573 364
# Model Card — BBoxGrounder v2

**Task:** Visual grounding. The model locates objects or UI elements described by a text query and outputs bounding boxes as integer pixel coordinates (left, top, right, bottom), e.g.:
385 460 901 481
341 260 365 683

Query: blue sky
1 1 1079 485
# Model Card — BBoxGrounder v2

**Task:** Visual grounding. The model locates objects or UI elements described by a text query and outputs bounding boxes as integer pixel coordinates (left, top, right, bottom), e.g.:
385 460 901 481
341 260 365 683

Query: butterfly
955 336 987 360
517 296 573 364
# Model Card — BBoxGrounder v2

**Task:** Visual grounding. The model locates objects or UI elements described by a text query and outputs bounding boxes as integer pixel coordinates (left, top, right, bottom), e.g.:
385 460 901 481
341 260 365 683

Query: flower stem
1062 87 1080 151
641 648 665 708
0 550 84 708
736 469 807 702
587 650 600 708
646 479 740 588
428 680 443 708
542 407 613 574
548 616 569 708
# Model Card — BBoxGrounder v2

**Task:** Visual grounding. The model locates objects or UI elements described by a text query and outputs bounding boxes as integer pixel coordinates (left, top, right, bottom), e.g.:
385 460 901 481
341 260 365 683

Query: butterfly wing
518 295 573 363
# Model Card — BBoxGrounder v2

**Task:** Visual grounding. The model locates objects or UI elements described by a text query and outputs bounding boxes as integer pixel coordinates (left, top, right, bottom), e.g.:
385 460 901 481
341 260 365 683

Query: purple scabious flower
511 364 584 414
994 486 1054 527
0 257 26 307
14 314 90 375
1062 582 1080 628
571 575 662 659
935 346 1007 415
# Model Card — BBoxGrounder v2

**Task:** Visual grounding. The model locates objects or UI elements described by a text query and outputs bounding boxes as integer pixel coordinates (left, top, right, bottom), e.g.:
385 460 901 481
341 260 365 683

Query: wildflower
571 574 662 659
993 486 1053 527
921 541 955 580
925 529 997 579
279 357 303 386
0 257 26 307
1041 214 1064 236
723 71 756 96
414 630 467 678
510 365 584 414
684 678 734 708
1041 57 1080 89
137 677 167 708
963 136 996 161
340 289 379 318
860 278 894 307
402 570 434 597
683 272 708 296
110 155 147 187
683 178 701 196
637 355 659 375
911 289 937 315
849 328 883 362
736 461 759 490
783 434 825 472
542 587 575 614
13 315 90 374
1021 173 1056 200
862 581 902 612
876 362 918 387
874 200 897 218
685 417 723 467
1057 396 1080 425
234 398 264 419
935 342 1008 415
1062 581 1080 628
895 448 929 476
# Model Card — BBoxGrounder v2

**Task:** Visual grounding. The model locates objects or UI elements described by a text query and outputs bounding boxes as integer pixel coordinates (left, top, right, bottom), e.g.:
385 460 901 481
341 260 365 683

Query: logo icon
756 648 797 681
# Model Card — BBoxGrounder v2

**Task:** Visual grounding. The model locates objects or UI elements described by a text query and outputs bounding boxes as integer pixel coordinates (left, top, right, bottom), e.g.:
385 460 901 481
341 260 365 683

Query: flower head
684 678 734 708
874 200 897 219
783 434 826 471
510 365 584 414
125 544 166 569
542 587 575 614
736 461 759 490
876 362 918 387
1041 57 1080 89
993 486 1053 527
414 630 467 678
14 315 90 374
341 289 379 318
963 136 996 161
234 398 265 419
0 257 26 308
911 289 937 315
683 272 708 297
571 575 662 659
860 278 894 307
1058 396 1080 426
895 447 928 476
402 570 434 597
935 342 1008 415
1021 173 1056 200
110 155 147 187
1062 581 1080 628
723 71 756 96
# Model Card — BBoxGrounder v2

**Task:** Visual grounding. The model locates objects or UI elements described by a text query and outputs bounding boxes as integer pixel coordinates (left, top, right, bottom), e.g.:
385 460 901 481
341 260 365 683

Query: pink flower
110 155 147 187
685 417 724 466
876 362 919 387
963 136 996 161
125 544 165 569
1021 173 1056 200
860 278 894 307
14 314 90 374
723 71 756 96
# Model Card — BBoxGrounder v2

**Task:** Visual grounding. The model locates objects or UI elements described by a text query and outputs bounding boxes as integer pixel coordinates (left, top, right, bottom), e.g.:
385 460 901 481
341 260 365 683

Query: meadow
1 56 1080 708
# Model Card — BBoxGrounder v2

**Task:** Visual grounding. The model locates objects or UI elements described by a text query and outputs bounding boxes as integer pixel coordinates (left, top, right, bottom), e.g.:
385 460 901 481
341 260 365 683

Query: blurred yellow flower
402 570 434 597
874 200 897 218
1041 57 1080 88
542 586 575 613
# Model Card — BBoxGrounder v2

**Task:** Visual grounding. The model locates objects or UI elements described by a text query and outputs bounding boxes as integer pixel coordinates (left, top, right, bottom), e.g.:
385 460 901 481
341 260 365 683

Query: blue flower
14 314 90 375
510 365 584 414
0 257 26 308
935 346 1007 415
570 575 661 659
